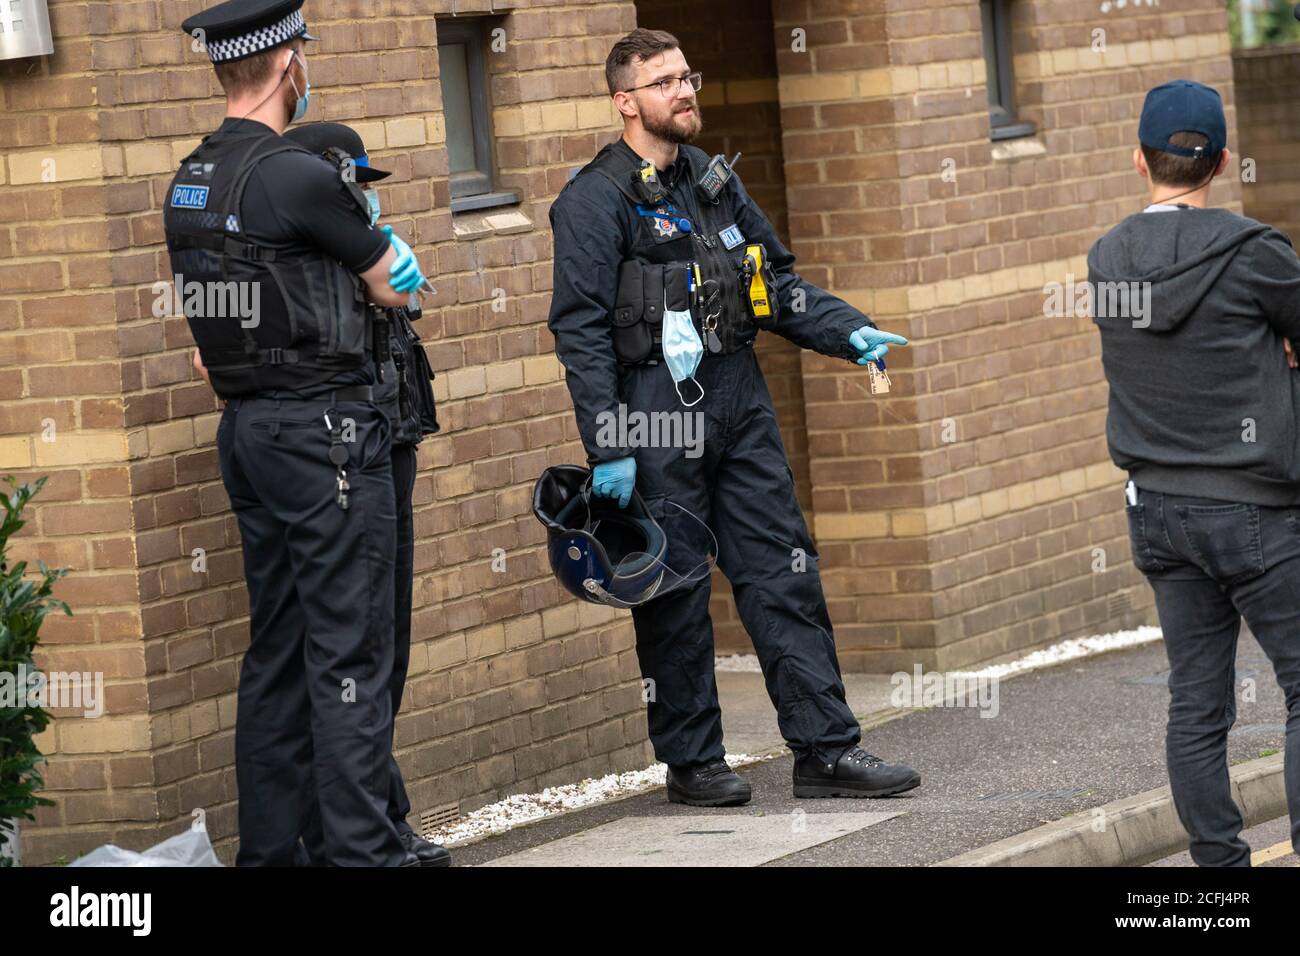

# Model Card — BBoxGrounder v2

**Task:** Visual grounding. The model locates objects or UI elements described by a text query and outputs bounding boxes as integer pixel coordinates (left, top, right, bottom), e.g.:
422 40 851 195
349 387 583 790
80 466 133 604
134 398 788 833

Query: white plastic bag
70 826 223 867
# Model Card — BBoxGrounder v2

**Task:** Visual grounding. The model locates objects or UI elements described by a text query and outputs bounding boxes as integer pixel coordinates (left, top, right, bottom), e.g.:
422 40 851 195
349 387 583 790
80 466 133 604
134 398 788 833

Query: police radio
697 152 741 203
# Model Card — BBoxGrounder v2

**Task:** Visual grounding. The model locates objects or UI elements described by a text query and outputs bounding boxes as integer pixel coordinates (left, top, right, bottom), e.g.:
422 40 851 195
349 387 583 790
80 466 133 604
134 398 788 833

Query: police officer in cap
164 0 429 866
283 122 446 866
549 29 921 806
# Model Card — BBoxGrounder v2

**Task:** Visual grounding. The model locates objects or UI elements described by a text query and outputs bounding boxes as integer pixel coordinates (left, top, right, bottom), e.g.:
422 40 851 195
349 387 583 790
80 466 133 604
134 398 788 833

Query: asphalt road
452 631 1289 867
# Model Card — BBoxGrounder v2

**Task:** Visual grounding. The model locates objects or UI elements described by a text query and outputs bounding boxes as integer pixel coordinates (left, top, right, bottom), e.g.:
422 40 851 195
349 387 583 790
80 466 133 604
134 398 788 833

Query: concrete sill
991 138 1048 162
451 207 534 241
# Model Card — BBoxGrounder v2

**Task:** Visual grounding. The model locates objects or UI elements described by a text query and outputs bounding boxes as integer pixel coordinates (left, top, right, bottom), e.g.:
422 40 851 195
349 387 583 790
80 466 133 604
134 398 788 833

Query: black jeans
1127 487 1300 866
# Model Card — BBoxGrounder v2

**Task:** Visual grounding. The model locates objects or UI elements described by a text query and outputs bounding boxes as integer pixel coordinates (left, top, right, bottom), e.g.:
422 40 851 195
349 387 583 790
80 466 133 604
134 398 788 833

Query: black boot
793 746 921 798
666 760 752 807
399 828 452 867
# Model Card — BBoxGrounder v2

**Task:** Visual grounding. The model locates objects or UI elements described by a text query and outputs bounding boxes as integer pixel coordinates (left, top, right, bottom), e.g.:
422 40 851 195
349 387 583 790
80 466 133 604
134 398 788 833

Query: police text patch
171 185 210 210
719 224 745 250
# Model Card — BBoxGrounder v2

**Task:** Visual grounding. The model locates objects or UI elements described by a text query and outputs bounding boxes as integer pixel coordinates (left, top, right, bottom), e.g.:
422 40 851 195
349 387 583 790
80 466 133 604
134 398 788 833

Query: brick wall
2 0 654 866
1234 41 1300 241
769 0 1240 670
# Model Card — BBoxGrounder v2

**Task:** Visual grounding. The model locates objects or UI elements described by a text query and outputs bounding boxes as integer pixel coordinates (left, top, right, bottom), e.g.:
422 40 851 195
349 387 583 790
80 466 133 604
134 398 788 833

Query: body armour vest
163 126 372 398
571 143 778 366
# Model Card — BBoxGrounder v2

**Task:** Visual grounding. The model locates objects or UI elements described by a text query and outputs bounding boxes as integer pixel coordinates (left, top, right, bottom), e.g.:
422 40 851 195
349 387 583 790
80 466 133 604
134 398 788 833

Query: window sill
991 137 1047 162
449 190 521 214
451 205 533 241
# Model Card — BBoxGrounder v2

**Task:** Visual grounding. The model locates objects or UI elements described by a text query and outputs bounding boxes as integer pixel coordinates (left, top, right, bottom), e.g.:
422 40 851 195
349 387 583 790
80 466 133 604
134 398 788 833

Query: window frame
437 17 518 213
981 0 1036 142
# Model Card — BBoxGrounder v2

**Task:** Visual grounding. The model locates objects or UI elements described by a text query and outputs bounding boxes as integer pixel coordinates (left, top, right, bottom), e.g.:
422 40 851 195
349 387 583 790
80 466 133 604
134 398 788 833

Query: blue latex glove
592 457 637 510
849 326 909 366
382 225 427 294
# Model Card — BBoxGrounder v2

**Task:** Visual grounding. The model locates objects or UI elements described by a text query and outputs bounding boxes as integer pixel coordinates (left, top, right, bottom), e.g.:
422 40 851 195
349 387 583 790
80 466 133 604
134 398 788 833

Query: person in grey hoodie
1089 80 1300 866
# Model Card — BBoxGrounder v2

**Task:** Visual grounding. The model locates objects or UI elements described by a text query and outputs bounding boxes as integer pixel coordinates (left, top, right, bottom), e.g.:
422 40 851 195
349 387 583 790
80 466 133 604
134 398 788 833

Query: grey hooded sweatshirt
1088 206 1300 506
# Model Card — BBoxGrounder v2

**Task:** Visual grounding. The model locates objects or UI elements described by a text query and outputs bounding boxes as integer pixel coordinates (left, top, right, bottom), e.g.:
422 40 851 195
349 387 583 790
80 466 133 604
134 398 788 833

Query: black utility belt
244 385 376 403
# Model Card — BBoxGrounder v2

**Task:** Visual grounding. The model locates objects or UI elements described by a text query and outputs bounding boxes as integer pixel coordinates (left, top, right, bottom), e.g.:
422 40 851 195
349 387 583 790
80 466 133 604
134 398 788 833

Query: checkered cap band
202 9 305 63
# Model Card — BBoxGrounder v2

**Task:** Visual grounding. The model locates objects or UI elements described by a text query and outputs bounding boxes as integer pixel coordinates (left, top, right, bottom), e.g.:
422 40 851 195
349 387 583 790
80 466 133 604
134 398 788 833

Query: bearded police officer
284 122 447 867
548 29 921 805
165 0 429 866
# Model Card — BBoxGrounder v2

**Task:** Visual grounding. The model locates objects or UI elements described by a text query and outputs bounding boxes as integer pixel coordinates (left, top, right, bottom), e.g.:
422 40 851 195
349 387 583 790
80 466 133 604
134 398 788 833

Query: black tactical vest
163 126 373 398
371 301 440 447
572 143 774 365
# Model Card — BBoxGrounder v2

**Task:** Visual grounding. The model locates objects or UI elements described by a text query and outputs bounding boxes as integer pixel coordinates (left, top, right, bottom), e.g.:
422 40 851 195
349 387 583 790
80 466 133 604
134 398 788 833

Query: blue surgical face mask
288 52 310 123
366 190 380 226
661 293 704 407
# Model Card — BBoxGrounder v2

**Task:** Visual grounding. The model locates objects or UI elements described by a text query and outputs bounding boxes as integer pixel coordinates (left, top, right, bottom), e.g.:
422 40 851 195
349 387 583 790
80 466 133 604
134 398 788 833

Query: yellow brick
124 142 173 177
871 286 910 316
1017 264 1046 292
837 288 875 315
170 138 203 167
726 79 779 105
953 496 982 526
8 147 103 185
1196 34 1220 58
447 367 487 399
522 104 545 134
576 96 615 130
425 112 446 145
697 84 726 107
59 717 151 754
925 503 955 533
436 464 473 498
948 59 977 87
1060 467 1088 497
780 72 856 105
1085 461 1119 490
466 623 505 659
145 420 195 456
980 488 1009 519
352 120 387 150
813 512 889 541
1032 474 1063 504
385 117 427 148
1150 39 1177 63
493 107 524 138
884 67 916 96
1051 48 1078 75
990 267 1020 297
1127 41 1152 66
891 511 928 537
1173 36 1200 61
1012 53 1039 80
485 360 524 392
919 63 949 91
32 431 127 467
522 354 560 385
428 633 467 670
908 284 938 313
0 158 6 185
540 102 578 132
1008 481 1036 512
935 279 964 308
542 603 579 638
0 436 32 469
504 613 543 649
962 273 993 302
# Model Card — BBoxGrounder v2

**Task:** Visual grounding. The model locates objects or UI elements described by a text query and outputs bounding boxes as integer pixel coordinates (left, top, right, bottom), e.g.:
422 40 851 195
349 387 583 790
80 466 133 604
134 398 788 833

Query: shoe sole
666 784 752 808
792 775 921 799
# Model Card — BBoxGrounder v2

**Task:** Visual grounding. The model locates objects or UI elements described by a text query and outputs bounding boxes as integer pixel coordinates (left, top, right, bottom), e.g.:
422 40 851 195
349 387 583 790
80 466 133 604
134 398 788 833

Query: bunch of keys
324 413 351 511
867 357 892 395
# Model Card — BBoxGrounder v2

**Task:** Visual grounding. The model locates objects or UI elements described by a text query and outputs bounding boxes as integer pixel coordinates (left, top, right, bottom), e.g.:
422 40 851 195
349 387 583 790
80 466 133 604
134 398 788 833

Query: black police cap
284 123 393 183
182 0 318 64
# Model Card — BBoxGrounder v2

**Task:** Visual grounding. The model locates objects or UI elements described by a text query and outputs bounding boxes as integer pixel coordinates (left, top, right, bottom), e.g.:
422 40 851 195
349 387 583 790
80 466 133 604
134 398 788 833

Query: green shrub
0 478 70 866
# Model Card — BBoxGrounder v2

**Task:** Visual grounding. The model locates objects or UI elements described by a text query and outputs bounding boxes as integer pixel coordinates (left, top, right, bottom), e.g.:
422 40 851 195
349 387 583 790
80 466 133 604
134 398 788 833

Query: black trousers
386 443 418 832
619 347 860 767
218 397 404 867
1128 487 1300 866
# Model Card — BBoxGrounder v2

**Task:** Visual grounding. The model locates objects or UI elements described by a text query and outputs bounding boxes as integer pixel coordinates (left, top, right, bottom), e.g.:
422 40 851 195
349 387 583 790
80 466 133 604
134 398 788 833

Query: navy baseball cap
1138 80 1227 158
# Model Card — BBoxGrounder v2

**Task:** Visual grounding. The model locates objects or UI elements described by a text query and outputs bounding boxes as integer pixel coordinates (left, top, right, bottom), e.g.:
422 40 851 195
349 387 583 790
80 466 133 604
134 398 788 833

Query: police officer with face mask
165 0 429 866
283 122 446 867
548 29 921 806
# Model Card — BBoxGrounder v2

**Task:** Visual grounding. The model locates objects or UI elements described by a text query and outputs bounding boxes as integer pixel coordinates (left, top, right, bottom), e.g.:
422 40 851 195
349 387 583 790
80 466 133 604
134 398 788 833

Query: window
980 0 1035 141
438 18 517 213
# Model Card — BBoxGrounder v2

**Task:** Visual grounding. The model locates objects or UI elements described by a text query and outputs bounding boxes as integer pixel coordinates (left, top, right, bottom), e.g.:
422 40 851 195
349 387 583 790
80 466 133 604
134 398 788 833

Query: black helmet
533 465 714 608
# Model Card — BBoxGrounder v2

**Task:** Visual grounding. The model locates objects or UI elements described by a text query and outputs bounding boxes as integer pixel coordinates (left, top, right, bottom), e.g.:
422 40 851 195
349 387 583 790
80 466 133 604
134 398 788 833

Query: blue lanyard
635 203 692 234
